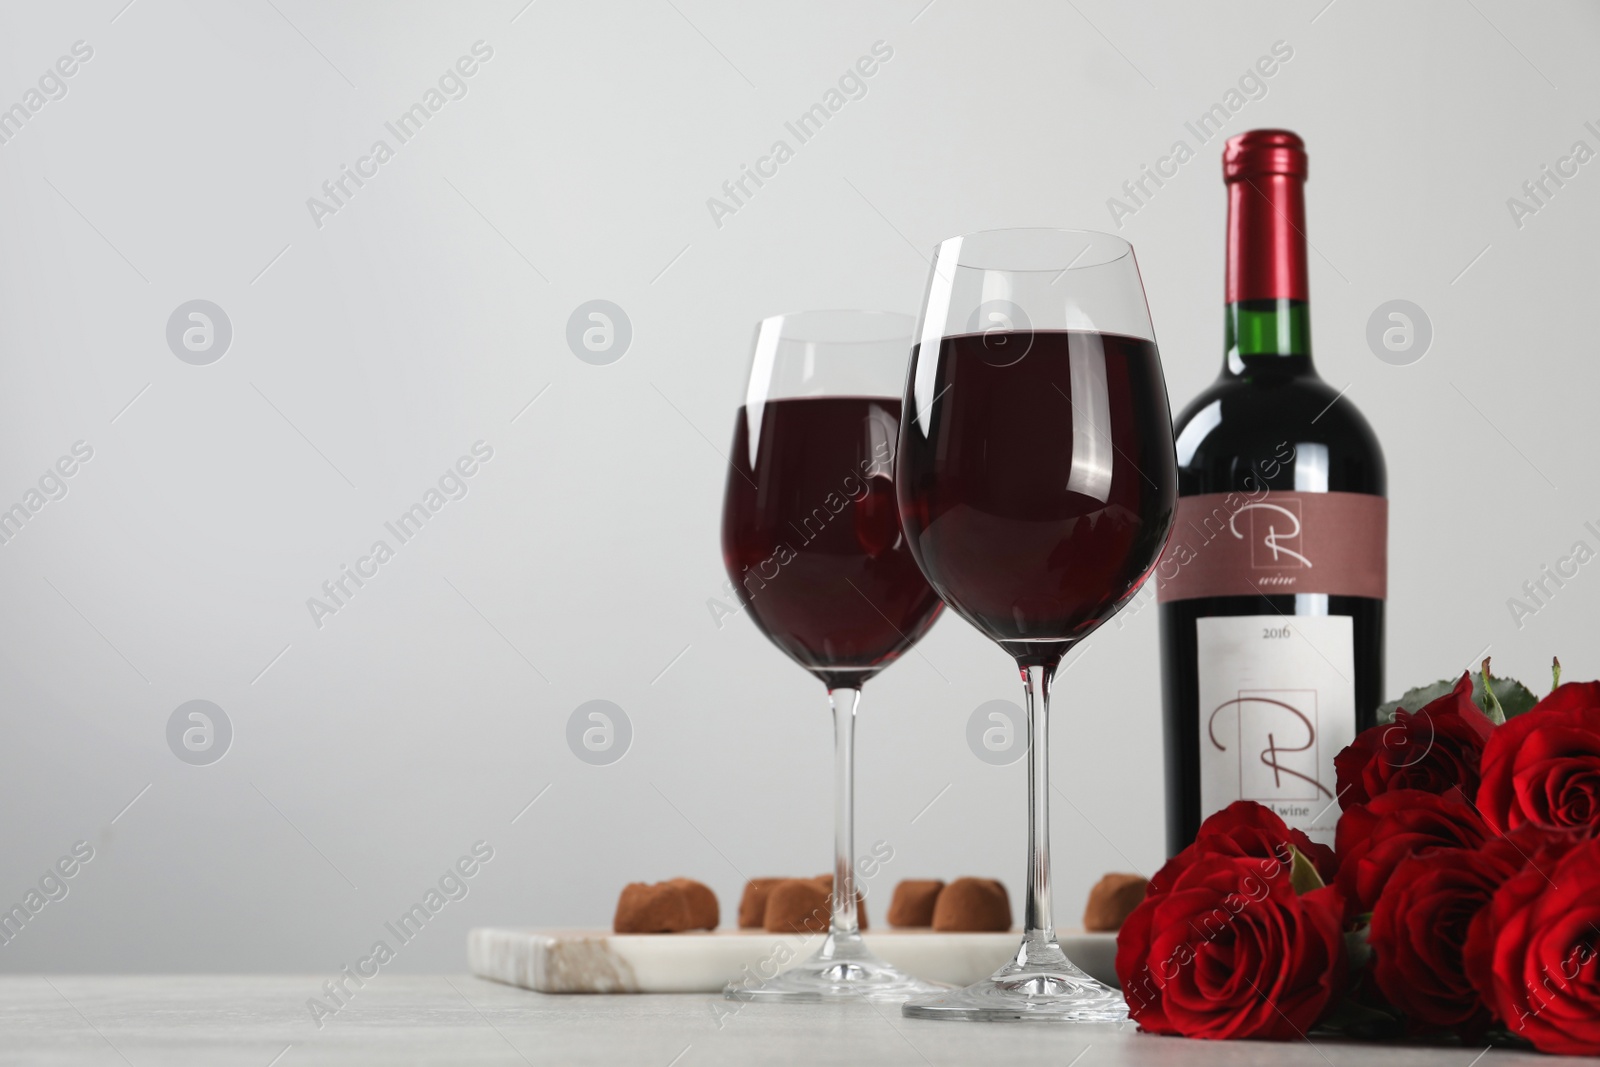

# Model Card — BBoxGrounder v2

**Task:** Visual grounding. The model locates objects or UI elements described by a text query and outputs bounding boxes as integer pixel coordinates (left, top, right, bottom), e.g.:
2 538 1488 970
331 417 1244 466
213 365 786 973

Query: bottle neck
1223 169 1315 380
1224 299 1313 378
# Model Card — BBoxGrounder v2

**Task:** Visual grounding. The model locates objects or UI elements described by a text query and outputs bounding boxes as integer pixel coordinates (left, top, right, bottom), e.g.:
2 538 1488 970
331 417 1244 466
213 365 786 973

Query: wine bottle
1158 129 1386 853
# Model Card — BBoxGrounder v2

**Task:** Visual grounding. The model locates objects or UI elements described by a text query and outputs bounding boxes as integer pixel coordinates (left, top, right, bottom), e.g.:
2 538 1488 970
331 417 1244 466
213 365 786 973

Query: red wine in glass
720 310 944 1003
896 230 1177 1022
899 330 1175 662
724 395 942 688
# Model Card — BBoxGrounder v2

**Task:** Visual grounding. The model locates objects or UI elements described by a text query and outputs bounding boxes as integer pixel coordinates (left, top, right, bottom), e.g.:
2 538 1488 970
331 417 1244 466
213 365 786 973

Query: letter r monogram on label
1233 501 1311 569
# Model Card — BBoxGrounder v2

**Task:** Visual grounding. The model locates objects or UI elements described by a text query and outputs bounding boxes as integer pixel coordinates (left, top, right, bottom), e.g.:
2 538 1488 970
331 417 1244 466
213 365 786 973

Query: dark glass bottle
1158 130 1387 855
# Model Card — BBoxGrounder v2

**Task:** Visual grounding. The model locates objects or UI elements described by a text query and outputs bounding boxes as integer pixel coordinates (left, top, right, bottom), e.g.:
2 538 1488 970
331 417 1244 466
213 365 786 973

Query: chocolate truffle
738 878 785 929
887 879 946 928
811 874 868 930
762 878 831 934
931 877 1011 932
1082 873 1148 932
613 881 691 933
669 877 720 930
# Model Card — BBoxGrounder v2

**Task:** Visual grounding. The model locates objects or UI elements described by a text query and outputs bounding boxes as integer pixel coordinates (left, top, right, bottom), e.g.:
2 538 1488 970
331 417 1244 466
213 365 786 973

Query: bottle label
1156 491 1387 603
1195 615 1355 845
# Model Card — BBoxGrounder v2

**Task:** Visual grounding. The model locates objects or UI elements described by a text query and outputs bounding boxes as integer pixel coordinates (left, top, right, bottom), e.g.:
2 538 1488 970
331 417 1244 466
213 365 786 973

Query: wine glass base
724 934 947 1003
901 938 1127 1022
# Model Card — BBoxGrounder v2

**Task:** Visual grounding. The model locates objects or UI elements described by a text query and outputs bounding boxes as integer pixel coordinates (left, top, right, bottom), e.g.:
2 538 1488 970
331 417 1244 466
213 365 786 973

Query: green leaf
1377 678 1456 724
1377 667 1537 725
1288 845 1325 895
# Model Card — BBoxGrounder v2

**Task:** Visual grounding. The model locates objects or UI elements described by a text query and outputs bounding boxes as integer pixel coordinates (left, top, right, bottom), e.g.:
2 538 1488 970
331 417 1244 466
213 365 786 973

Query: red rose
1335 789 1489 915
1116 854 1347 1040
1148 801 1337 898
1460 826 1591 1019
1477 681 1600 834
1368 845 1521 1034
1461 834 1600 1055
1334 673 1493 810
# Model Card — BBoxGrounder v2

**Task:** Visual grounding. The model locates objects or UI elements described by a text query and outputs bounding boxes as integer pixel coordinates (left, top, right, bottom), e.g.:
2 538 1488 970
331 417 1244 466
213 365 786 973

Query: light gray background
1 0 1596 973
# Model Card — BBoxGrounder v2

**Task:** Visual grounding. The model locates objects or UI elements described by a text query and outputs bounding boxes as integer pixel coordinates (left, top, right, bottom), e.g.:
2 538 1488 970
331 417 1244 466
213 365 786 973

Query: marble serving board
468 927 1120 994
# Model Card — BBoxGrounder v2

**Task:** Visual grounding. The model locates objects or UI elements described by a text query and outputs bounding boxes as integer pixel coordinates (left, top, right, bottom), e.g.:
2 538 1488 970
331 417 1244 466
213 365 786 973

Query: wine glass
721 310 946 1002
896 230 1178 1021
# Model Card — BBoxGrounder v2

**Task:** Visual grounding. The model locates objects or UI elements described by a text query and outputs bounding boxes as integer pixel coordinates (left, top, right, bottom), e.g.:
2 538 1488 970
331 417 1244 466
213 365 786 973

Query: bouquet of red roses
1116 661 1600 1055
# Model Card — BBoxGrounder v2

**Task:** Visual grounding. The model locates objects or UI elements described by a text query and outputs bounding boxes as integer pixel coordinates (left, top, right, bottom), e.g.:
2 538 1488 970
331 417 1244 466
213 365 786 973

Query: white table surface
0 975 1565 1066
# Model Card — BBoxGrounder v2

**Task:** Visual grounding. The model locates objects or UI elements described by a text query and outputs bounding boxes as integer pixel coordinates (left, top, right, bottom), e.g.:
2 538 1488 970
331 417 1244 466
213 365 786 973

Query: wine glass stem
829 686 862 941
1021 663 1054 946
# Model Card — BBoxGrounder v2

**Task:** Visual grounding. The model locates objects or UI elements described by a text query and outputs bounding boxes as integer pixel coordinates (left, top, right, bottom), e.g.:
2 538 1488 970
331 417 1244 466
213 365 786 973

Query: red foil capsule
1224 129 1310 303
